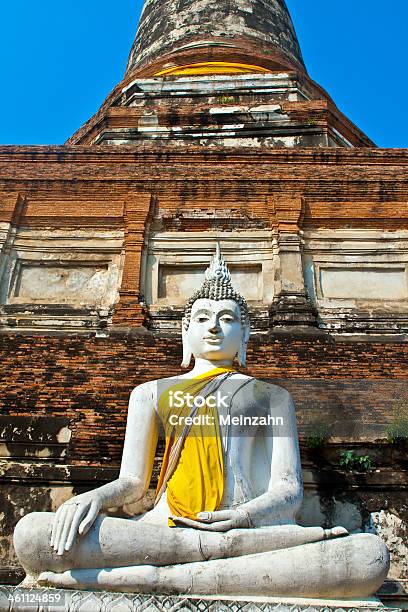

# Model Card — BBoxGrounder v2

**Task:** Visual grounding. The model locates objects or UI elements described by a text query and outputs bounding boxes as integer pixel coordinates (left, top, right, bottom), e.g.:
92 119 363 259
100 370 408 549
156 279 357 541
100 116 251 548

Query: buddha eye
196 315 209 323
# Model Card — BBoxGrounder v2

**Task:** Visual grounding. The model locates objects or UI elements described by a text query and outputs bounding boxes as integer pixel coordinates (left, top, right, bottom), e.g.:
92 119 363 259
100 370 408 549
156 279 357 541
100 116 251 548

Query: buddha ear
238 325 250 368
181 319 192 368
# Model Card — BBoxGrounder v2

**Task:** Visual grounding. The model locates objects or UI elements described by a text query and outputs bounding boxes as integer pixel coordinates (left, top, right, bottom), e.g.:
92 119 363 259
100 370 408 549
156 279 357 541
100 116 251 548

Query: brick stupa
0 0 407 603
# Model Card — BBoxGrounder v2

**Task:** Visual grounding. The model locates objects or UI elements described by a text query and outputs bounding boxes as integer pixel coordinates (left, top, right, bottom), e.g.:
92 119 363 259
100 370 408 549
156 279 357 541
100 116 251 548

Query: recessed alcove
302 229 408 332
157 263 263 304
0 227 124 331
8 261 111 305
319 265 407 301
142 232 276 330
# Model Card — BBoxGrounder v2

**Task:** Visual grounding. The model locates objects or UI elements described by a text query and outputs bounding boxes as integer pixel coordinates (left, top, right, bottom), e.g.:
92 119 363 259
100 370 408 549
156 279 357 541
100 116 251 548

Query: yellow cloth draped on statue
156 368 235 526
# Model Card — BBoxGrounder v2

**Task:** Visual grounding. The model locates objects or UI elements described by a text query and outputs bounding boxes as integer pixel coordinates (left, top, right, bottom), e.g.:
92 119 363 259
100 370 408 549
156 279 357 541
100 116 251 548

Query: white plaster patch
56 427 72 444
209 106 247 114
221 124 245 130
137 126 170 134
36 447 51 458
249 104 281 112
0 444 10 458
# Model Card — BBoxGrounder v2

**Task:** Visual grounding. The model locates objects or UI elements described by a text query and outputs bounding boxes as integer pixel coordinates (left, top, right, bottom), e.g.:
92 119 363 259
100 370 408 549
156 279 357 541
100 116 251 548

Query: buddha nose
208 318 220 333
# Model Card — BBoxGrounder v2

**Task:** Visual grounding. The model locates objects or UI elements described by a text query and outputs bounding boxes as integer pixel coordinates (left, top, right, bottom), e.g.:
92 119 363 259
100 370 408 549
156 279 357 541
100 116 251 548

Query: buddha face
184 298 249 364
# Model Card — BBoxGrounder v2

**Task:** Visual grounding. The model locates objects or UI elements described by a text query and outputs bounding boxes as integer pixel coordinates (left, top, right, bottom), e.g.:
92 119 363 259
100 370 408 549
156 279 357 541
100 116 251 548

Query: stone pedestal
0 588 402 612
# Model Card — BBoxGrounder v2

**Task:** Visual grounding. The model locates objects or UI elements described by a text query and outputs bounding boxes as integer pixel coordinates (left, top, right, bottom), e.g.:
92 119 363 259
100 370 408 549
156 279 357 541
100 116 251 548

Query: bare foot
38 570 78 589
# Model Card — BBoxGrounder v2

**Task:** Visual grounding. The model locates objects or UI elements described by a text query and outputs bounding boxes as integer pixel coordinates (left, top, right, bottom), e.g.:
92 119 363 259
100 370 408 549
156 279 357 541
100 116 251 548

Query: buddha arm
79 382 159 510
239 388 303 526
51 383 159 555
115 382 159 506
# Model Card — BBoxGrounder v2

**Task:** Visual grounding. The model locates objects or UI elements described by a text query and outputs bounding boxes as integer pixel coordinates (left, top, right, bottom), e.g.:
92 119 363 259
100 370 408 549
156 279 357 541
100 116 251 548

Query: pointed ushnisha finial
183 244 249 329
205 242 231 283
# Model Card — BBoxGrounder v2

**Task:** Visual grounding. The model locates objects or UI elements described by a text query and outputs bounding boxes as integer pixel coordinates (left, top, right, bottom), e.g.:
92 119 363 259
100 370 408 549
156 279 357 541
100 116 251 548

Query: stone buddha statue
13 245 389 600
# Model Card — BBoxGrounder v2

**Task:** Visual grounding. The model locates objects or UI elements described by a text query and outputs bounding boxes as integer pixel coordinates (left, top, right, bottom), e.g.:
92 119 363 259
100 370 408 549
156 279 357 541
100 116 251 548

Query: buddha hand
50 491 102 555
170 507 253 531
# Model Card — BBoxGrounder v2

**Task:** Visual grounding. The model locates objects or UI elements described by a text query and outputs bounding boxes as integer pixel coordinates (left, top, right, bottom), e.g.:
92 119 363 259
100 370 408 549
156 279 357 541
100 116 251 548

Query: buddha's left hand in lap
170 508 252 531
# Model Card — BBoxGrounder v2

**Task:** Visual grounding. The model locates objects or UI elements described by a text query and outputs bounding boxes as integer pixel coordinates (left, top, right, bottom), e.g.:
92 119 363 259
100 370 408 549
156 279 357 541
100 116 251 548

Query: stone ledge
0 588 403 612
1 461 407 490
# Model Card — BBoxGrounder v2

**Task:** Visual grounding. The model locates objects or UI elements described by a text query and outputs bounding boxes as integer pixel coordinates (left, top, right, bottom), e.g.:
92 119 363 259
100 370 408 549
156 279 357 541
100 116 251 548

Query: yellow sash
156 368 234 526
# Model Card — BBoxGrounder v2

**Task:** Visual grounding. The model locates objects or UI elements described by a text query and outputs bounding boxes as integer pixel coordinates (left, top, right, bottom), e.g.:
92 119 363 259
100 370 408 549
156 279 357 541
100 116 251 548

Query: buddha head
182 244 250 368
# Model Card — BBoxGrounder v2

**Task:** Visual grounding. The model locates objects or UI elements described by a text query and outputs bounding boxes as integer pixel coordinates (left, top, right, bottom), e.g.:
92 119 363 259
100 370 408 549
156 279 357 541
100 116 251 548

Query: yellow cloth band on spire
154 62 271 76
156 367 235 526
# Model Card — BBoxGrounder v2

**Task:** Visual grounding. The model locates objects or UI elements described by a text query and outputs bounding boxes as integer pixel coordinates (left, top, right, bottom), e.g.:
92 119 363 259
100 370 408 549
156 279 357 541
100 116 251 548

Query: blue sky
0 0 406 147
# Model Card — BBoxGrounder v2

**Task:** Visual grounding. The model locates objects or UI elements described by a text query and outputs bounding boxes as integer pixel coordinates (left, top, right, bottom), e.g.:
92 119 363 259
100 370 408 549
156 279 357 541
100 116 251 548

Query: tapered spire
126 0 305 77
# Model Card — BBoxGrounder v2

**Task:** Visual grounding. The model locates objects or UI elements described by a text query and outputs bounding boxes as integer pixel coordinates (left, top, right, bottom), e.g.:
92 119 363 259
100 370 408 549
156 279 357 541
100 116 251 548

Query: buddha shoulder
233 375 294 413
128 375 184 411
128 379 158 412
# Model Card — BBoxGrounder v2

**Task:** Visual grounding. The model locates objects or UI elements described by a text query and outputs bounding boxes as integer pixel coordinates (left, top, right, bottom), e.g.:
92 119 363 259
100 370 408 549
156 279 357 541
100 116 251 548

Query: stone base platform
0 588 403 612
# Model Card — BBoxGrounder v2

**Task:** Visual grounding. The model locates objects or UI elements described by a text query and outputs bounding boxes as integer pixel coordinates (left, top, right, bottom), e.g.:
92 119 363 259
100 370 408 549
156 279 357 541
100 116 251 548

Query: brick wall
0 331 406 465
